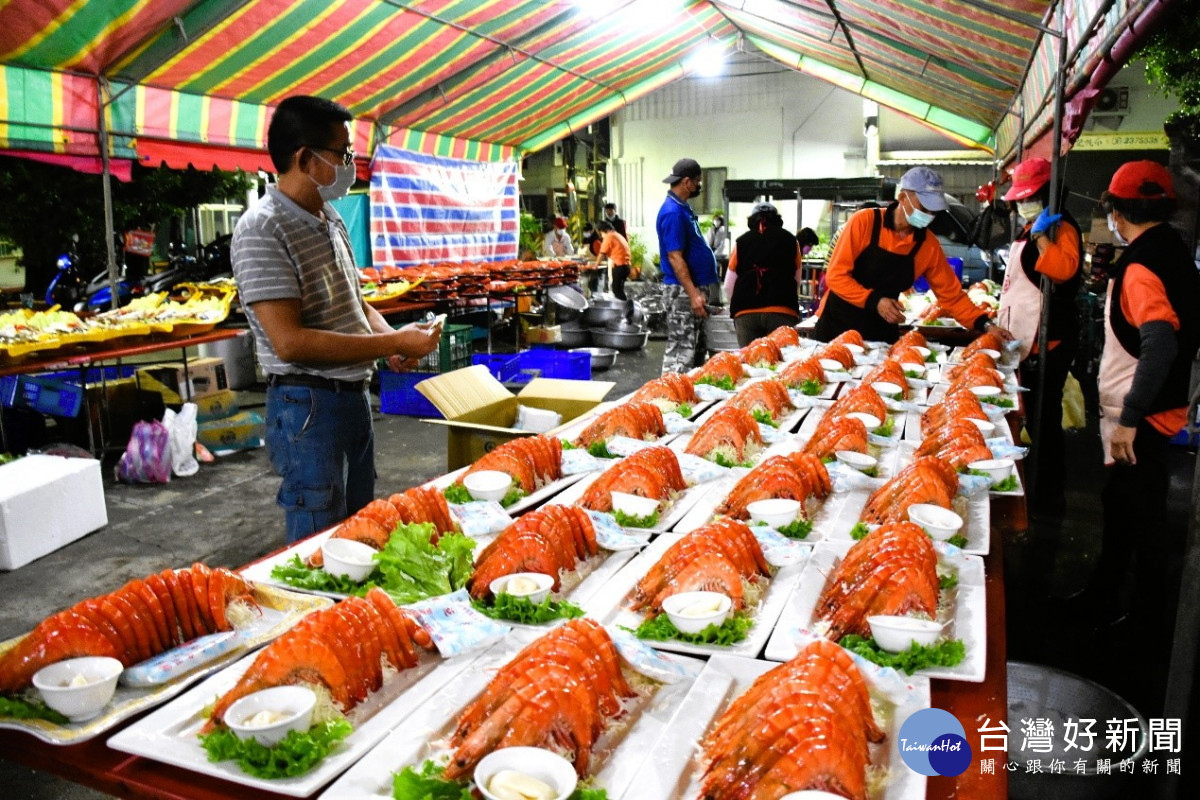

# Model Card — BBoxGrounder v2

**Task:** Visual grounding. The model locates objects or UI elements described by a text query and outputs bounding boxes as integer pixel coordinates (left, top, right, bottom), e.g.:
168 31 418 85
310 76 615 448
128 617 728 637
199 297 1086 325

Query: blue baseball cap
898 166 949 212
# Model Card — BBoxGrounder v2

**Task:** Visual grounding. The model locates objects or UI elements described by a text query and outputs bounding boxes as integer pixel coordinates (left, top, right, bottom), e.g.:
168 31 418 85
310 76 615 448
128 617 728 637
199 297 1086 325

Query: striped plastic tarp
369 144 518 268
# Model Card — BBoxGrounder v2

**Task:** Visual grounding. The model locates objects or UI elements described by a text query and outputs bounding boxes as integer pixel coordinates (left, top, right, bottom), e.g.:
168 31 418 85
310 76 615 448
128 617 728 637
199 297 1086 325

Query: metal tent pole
1030 23 1069 499
97 80 120 312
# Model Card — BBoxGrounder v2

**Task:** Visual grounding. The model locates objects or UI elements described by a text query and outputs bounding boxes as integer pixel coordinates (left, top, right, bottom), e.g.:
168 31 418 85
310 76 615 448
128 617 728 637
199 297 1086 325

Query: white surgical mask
902 194 935 229
309 152 356 201
1016 200 1044 220
1107 212 1127 246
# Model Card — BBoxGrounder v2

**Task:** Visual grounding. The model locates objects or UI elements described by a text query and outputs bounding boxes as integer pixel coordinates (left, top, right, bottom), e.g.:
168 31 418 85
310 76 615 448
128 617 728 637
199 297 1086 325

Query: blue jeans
266 384 375 543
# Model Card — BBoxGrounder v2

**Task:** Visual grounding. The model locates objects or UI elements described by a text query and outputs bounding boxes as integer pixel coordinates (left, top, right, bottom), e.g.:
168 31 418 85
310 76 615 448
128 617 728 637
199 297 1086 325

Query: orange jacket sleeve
727 245 739 274
1121 263 1180 329
1025 222 1082 283
823 210 876 308
917 237 987 329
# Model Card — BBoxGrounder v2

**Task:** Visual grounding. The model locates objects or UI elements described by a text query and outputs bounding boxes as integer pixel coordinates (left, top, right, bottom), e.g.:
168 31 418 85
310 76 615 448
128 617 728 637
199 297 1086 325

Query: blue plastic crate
472 353 520 382
379 371 442 417
1 374 84 417
513 348 591 383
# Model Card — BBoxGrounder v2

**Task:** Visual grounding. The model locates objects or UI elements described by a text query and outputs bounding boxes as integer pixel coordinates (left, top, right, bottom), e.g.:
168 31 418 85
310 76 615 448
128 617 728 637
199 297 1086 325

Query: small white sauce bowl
844 343 866 355
900 361 926 376
32 657 123 722
662 591 733 635
969 385 1002 400
225 685 317 747
475 746 578 800
818 358 845 373
321 538 378 582
611 490 661 519
871 381 903 399
844 411 882 432
781 792 851 800
835 450 878 472
968 458 1015 486
966 418 996 436
907 503 964 541
747 497 801 528
979 347 1002 360
868 615 944 653
913 346 932 359
463 470 514 502
489 572 555 605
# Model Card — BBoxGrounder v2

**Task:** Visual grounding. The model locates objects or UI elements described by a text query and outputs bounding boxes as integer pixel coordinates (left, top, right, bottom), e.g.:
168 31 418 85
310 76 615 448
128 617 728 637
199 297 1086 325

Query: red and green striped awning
0 1 1170 165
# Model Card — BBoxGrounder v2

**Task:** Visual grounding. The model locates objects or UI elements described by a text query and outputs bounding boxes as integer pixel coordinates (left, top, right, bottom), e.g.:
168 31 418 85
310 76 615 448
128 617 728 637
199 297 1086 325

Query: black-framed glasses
308 145 355 166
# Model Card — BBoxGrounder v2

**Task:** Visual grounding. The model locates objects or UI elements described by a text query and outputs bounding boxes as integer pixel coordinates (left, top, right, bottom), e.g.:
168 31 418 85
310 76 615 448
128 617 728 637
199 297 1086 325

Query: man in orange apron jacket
996 157 1083 516
1077 161 1200 630
813 166 1013 345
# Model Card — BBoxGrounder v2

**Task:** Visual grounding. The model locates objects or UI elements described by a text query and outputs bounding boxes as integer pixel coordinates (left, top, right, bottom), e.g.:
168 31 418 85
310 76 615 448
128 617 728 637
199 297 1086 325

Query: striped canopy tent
0 0 1177 176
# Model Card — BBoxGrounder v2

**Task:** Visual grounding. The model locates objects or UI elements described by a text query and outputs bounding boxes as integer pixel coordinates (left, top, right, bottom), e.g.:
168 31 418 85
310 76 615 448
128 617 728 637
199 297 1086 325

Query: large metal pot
582 305 624 327
548 285 588 323
590 327 649 351
705 312 740 351
558 327 591 348
605 317 645 333
570 346 617 371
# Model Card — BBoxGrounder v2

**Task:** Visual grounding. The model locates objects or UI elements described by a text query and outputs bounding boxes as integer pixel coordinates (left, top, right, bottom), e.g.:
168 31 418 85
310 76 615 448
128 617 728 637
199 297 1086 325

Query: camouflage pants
662 283 721 374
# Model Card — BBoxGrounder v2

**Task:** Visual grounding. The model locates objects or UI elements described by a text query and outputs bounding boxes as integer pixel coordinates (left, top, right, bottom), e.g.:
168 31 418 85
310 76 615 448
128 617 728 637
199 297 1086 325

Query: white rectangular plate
107 648 475 797
0 583 330 745
765 539 987 681
623 652 930 799
581 534 805 659
821 487 990 556
317 629 706 800
550 468 714 535
426 466 589 515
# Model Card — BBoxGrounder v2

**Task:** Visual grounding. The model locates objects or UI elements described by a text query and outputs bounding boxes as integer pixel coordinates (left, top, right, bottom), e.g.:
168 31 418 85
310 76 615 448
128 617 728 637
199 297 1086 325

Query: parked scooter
44 238 89 310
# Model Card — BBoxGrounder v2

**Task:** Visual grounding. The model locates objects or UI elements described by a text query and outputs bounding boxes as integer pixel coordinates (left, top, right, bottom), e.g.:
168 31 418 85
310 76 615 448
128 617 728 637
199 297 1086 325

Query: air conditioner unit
1094 86 1129 116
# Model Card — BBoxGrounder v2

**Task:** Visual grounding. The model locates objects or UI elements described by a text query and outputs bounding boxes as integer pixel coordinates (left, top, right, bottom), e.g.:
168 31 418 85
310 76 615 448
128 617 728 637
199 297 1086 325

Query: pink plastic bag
116 420 172 483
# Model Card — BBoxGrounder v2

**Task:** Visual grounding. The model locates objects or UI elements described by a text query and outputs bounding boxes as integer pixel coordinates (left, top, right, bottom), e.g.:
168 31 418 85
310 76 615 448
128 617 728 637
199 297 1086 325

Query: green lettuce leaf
628 612 752 646
876 416 895 437
838 634 966 675
472 593 585 624
850 522 871 540
696 374 736 391
441 484 472 504
775 518 813 540
800 378 823 396
712 452 753 469
199 719 352 779
947 534 969 549
939 572 959 590
0 695 69 724
613 508 659 528
752 408 779 428
499 487 527 508
270 554 375 594
587 440 614 459
393 760 473 800
676 402 693 417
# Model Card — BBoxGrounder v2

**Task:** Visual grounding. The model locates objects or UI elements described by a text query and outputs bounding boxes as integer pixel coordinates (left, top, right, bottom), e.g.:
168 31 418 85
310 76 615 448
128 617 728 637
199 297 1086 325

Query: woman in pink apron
995 157 1082 516
1072 161 1200 636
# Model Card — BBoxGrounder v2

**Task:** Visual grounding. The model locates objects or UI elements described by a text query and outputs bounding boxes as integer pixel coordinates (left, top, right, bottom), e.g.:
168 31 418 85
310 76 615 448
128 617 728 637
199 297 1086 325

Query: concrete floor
3 336 1198 798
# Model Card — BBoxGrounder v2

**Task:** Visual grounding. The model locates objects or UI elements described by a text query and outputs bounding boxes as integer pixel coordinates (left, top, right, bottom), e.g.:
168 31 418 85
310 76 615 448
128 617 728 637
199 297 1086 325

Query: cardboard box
522 325 561 345
196 410 264 453
0 455 107 570
192 389 239 422
53 379 166 450
416 365 614 470
136 357 228 401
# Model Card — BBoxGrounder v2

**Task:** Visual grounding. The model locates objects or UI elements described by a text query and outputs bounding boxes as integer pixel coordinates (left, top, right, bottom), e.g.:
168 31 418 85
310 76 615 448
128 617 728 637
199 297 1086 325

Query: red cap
553 217 567 229
1107 160 1175 200
1002 158 1050 201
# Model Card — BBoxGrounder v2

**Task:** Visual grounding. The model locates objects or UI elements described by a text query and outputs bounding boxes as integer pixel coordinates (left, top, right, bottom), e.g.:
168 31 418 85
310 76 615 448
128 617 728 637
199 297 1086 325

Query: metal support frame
97 80 121 313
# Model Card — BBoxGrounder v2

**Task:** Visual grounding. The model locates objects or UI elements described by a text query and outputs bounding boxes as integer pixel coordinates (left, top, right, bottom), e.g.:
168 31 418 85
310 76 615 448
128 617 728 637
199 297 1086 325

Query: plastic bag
1062 373 1086 430
116 420 171 483
162 403 200 477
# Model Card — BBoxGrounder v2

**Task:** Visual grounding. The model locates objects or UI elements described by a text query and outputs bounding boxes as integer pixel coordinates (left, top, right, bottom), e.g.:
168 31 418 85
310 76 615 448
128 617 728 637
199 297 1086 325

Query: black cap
663 158 702 184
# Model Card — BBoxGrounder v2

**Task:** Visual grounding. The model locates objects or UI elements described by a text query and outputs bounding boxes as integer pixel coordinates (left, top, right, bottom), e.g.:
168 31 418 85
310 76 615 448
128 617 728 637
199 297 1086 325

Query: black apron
814 208 924 343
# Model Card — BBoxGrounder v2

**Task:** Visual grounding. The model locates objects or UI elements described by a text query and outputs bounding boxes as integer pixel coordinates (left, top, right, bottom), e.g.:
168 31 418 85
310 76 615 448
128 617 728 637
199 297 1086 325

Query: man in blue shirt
656 158 720 373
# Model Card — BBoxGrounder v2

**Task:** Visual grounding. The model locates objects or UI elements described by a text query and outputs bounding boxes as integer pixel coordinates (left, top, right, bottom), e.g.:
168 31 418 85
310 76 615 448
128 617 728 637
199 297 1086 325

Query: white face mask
309 151 356 201
1107 212 1127 246
1016 200 1044 220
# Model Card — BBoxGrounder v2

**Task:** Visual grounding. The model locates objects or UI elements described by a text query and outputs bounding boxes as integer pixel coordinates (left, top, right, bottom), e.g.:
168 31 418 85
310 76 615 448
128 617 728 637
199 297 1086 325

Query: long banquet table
0 351 1019 799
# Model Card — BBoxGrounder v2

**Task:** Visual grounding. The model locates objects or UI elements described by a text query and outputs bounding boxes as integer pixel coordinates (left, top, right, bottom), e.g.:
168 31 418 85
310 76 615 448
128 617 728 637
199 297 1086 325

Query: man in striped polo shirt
233 95 441 543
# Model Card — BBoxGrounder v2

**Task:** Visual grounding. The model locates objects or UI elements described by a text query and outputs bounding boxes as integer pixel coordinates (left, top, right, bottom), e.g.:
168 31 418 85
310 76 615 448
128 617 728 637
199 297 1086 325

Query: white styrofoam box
0 455 107 570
